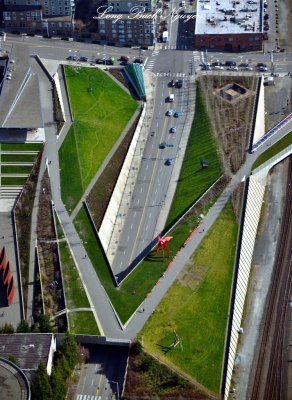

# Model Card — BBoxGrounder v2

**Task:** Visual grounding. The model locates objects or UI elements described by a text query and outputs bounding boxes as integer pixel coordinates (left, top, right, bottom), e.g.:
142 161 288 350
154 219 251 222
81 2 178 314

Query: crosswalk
76 395 101 400
155 71 187 77
193 51 202 63
145 49 159 71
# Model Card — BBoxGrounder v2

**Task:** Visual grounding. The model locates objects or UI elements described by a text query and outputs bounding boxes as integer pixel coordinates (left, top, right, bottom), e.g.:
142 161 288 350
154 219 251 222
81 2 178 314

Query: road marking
140 187 143 193
134 211 136 217
146 164 149 170
131 224 133 230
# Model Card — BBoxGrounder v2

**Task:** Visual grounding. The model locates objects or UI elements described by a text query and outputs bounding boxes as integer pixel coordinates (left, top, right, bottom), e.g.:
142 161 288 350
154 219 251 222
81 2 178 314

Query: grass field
68 311 100 335
252 131 292 170
59 66 137 211
1 165 33 174
1 154 37 163
166 82 221 228
0 143 41 151
139 201 237 393
74 195 219 324
1 177 27 185
55 213 90 309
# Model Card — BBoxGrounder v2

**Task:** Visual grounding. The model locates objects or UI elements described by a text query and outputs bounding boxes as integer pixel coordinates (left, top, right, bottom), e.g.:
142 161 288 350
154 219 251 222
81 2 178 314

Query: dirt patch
177 261 210 291
124 343 215 399
200 75 257 176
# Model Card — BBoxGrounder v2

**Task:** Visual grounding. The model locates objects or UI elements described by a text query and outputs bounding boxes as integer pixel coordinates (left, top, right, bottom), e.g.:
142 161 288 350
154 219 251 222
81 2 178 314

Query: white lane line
127 236 130 242
146 164 149 170
140 187 143 193
134 211 137 217
137 199 140 205
130 224 133 230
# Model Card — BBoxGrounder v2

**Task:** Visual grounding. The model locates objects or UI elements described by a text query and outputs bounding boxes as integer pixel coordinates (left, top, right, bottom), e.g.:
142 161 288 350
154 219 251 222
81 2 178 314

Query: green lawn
59 66 137 211
1 177 27 185
140 201 237 393
166 82 221 228
1 165 33 174
252 131 292 170
68 311 100 335
56 222 90 309
74 196 218 324
1 154 37 163
0 143 41 151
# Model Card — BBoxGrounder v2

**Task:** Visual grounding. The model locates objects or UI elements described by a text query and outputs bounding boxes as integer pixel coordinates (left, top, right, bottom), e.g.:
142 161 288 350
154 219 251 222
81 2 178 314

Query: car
67 55 77 61
201 65 211 70
264 13 269 20
258 66 268 71
225 60 236 67
170 126 176 133
134 58 143 64
213 65 224 70
79 56 88 62
257 63 267 68
175 79 183 88
166 109 173 116
9 59 15 64
159 142 166 149
119 55 129 62
169 79 175 87
240 63 252 71
96 58 105 64
174 111 180 118
120 60 129 65
228 66 238 70
165 158 172 165
6 75 11 80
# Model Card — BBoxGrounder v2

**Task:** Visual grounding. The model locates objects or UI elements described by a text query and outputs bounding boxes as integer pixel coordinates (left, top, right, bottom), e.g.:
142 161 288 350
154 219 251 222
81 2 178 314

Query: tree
31 362 53 400
0 323 15 333
56 355 71 381
38 314 53 333
77 344 90 364
16 319 30 333
50 366 67 400
62 332 78 371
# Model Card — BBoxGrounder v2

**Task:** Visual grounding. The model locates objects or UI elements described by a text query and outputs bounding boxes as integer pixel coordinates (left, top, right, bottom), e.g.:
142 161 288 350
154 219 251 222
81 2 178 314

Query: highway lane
111 50 193 278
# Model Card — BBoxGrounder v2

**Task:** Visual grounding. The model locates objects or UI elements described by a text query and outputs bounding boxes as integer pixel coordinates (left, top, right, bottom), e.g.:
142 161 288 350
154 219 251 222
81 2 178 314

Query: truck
162 31 168 43
168 94 174 102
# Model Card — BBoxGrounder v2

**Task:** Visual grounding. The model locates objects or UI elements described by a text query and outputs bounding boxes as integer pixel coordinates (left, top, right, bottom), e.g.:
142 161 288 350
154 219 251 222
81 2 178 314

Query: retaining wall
252 77 265 145
222 146 292 399
99 104 146 253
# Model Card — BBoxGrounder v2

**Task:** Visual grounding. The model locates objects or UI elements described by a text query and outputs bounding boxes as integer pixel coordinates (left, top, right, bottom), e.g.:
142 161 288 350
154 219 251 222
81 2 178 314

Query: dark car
257 63 267 68
134 58 143 64
79 56 88 62
175 79 183 88
225 60 236 67
165 158 172 165
67 55 77 61
119 55 129 62
120 60 129 65
96 58 105 64
169 79 175 87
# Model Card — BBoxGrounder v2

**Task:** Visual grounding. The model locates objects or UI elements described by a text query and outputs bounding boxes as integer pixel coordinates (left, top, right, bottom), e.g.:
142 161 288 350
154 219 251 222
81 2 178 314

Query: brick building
194 0 264 52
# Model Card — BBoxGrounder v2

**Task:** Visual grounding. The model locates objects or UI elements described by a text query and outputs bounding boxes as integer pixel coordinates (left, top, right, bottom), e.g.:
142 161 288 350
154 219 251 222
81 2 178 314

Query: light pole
108 380 120 400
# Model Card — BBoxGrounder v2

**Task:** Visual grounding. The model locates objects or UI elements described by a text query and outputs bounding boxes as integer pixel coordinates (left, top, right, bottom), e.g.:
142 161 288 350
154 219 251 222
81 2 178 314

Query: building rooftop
195 0 263 35
0 334 53 371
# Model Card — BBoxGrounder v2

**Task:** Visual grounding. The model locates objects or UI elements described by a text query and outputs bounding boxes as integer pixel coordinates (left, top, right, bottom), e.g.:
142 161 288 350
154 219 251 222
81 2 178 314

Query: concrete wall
98 105 146 253
252 77 265 145
223 145 292 399
52 72 66 122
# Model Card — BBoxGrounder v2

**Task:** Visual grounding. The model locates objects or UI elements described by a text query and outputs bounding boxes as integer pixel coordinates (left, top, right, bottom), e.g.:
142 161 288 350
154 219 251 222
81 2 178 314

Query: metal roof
195 0 263 35
0 334 53 370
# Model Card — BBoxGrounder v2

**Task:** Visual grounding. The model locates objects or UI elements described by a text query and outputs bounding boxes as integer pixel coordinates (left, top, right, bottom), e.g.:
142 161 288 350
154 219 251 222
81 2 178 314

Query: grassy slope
140 201 237 393
252 130 292 170
59 66 137 210
68 311 100 335
166 82 221 227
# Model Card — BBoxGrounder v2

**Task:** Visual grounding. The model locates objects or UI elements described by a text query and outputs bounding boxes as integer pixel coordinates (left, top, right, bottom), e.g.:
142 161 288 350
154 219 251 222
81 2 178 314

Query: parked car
239 63 252 71
119 55 129 62
201 65 211 70
174 111 180 118
79 56 88 62
167 109 173 116
175 79 183 88
170 126 176 133
96 58 105 64
159 142 167 149
120 60 129 65
169 79 175 87
67 55 77 61
257 63 267 71
165 158 172 165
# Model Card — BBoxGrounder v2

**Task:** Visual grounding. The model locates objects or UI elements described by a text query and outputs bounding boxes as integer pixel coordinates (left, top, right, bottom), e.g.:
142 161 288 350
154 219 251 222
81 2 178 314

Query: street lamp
108 380 120 400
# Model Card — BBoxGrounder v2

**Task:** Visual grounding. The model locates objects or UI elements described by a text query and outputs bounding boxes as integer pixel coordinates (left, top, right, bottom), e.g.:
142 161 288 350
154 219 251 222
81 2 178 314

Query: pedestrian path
193 50 202 63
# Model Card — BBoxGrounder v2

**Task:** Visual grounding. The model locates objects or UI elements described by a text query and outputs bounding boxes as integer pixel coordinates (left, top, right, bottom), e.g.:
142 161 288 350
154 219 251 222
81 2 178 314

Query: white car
170 126 176 133
166 109 173 116
6 75 11 80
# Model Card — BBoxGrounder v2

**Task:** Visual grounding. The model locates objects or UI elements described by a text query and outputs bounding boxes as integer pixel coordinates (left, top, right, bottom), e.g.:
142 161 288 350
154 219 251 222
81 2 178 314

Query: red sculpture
0 247 15 305
156 235 173 261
